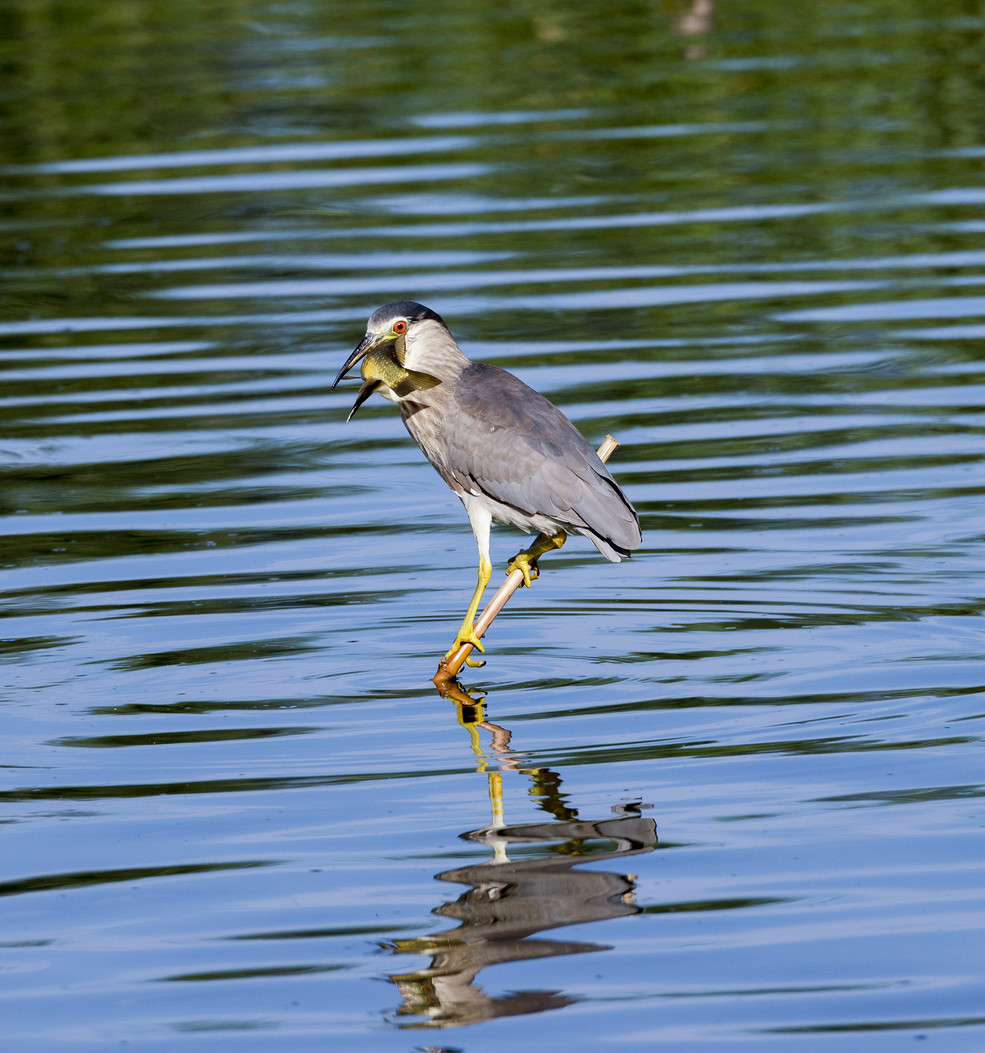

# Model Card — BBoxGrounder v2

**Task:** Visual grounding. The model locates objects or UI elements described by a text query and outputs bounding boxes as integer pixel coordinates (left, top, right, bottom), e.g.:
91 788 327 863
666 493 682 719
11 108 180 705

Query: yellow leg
507 530 566 587
444 551 492 664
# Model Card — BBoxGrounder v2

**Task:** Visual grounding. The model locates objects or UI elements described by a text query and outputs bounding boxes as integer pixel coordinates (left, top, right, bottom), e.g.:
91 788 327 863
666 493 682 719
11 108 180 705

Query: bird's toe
506 552 539 588
445 626 485 661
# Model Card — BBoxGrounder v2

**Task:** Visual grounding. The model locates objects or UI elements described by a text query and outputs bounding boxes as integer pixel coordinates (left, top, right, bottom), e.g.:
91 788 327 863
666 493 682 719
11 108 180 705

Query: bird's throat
346 345 441 419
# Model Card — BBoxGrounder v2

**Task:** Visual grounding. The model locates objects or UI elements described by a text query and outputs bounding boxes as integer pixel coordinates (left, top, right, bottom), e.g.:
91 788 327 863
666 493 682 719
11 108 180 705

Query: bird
333 301 642 665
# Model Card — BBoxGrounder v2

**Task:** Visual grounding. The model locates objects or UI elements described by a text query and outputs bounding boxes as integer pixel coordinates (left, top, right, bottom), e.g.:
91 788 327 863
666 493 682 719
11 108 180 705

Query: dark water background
2 1 984 1049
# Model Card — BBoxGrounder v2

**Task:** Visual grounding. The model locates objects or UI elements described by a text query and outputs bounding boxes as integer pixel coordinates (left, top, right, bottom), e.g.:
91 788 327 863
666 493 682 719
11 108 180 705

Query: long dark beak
345 379 381 422
335 332 391 422
333 332 379 388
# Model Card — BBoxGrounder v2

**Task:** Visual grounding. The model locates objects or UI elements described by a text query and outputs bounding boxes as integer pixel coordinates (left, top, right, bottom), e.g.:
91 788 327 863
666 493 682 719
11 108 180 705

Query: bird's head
333 301 447 421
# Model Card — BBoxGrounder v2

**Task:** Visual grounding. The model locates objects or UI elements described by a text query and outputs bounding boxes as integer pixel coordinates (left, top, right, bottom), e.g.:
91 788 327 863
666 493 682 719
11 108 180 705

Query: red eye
393 320 407 334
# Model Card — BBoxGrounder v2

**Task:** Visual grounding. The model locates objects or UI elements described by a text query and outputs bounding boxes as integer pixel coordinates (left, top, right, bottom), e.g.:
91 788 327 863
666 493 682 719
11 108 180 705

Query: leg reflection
385 682 657 1029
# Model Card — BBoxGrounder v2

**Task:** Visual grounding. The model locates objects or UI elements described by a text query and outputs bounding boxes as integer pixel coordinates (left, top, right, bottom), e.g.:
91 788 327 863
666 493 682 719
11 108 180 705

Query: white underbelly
466 491 565 536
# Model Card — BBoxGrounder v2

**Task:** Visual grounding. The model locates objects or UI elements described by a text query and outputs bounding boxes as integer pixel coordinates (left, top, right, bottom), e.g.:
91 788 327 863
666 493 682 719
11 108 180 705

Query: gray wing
438 362 641 560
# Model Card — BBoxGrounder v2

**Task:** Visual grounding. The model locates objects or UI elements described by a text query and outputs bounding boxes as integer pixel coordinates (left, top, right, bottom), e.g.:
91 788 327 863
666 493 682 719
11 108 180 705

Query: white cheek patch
401 319 442 371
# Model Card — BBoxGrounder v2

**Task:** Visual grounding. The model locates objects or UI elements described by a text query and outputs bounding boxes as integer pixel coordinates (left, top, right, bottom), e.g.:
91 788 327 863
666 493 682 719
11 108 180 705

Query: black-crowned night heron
334 301 642 663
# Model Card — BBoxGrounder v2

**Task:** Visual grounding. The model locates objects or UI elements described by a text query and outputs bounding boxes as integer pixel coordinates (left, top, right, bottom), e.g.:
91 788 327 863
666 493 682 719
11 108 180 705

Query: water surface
1 2 984 1050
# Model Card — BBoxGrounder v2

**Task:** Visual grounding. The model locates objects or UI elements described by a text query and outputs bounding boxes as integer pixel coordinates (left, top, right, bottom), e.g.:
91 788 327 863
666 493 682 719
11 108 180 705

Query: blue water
1 2 984 1049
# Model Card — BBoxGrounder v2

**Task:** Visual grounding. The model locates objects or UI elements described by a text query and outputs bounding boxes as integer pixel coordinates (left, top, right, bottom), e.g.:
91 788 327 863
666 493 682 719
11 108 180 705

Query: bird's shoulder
452 362 583 445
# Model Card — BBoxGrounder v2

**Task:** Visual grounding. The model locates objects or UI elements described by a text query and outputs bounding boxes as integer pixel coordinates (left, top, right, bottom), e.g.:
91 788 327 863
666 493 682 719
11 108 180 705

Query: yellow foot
444 625 485 663
507 532 566 587
506 552 540 588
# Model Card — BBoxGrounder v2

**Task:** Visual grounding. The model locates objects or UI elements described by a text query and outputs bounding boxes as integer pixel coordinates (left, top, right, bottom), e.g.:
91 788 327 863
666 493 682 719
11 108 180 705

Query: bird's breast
397 392 462 484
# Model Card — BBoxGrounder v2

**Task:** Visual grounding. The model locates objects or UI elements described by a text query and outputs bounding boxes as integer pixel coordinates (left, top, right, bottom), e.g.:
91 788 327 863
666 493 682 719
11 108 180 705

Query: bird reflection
384 679 657 1029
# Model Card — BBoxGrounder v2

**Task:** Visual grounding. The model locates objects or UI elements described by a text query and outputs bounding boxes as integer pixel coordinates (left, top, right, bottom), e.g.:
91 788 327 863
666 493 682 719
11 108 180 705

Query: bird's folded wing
441 362 641 559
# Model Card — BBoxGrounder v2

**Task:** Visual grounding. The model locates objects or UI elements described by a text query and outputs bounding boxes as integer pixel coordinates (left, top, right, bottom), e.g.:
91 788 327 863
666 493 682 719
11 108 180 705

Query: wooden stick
433 435 621 684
